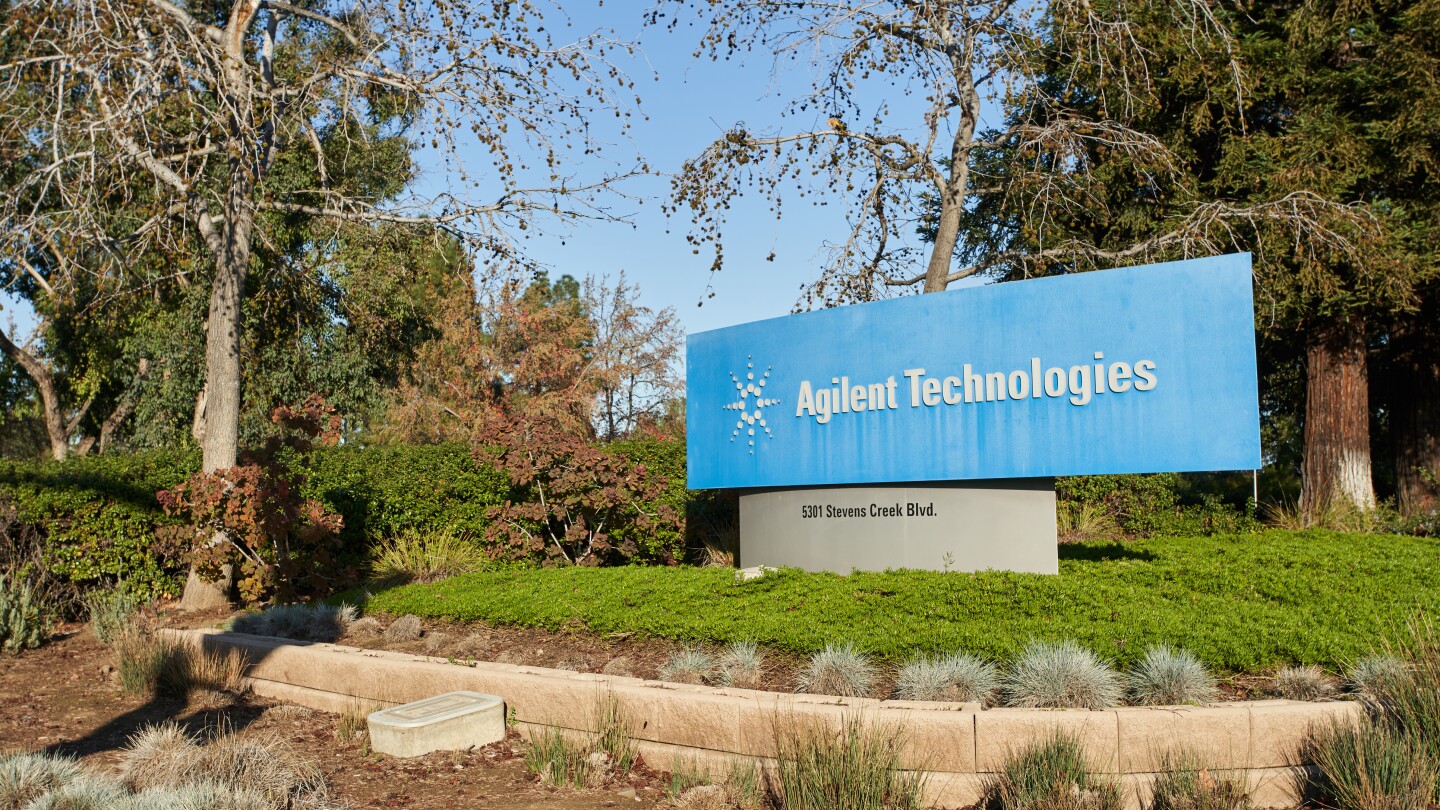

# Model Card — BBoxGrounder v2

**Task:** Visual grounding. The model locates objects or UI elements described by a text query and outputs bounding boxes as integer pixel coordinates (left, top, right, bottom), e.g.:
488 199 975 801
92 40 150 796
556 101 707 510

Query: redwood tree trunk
1299 317 1376 514
1390 323 1440 515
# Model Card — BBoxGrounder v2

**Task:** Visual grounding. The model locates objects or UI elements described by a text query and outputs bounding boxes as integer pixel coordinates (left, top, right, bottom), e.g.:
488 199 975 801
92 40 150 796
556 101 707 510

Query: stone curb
167 629 1358 809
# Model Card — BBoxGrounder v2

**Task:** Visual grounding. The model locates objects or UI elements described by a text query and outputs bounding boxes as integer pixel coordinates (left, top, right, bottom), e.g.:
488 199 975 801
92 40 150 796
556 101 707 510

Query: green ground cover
359 530 1440 672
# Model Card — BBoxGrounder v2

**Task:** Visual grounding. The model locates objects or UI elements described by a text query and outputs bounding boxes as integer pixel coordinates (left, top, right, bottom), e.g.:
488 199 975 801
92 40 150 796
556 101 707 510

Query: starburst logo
723 355 780 454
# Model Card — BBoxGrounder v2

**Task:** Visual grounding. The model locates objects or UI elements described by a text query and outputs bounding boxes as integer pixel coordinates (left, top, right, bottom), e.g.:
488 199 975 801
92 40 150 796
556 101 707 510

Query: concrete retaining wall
171 629 1358 809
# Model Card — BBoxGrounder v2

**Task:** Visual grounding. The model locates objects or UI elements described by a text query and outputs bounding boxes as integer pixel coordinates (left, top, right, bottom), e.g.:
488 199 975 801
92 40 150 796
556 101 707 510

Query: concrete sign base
738 478 1058 575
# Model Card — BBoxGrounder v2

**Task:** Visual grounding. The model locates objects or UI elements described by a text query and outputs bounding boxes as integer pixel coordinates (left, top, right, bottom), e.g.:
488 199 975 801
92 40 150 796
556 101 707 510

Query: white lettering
1068 365 1092 406
904 368 926 407
1134 360 1158 391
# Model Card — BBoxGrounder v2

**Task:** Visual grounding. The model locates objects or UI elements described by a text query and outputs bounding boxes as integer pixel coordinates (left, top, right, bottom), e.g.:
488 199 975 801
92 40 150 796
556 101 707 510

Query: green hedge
295 443 511 544
0 440 696 596
359 529 1440 672
0 450 198 599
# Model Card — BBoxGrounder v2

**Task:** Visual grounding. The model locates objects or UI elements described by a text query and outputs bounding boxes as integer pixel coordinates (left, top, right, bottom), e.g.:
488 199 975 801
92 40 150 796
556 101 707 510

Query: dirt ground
0 621 672 810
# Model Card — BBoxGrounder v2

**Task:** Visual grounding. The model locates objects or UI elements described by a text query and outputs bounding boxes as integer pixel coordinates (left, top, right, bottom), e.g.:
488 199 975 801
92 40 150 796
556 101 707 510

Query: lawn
358 530 1440 673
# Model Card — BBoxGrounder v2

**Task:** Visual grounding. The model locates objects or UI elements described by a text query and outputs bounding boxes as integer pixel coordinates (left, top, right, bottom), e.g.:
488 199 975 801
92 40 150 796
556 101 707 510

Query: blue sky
442 2 1001 337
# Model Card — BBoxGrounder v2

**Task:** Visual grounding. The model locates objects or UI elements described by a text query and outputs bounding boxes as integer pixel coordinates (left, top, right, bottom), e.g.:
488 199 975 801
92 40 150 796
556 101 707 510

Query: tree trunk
178 200 255 610
922 75 980 294
1390 322 1440 515
0 328 69 460
1299 317 1376 514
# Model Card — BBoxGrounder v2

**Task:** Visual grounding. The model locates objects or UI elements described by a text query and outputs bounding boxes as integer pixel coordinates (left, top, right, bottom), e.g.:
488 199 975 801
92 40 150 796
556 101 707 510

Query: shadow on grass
1058 542 1156 563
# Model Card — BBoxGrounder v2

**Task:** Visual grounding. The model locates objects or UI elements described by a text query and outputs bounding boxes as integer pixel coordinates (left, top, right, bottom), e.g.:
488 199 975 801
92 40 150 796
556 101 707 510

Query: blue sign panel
686 254 1261 489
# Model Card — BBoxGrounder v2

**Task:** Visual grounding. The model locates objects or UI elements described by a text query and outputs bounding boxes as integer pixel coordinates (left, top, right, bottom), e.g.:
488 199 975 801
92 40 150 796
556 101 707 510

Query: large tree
2 0 641 605
956 0 1436 514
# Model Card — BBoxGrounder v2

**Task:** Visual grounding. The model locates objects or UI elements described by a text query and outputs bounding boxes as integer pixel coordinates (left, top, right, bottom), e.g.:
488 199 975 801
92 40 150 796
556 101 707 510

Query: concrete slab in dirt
368 691 505 758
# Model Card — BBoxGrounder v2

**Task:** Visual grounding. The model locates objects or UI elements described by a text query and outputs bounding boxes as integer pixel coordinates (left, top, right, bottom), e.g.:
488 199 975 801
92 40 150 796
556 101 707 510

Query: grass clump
523 691 637 788
227 603 357 643
594 691 637 774
121 722 336 809
714 640 765 689
893 650 999 704
1057 501 1118 542
0 752 86 807
1298 617 1440 808
382 614 423 644
0 573 49 654
771 712 923 810
23 775 129 809
1347 654 1408 696
1145 753 1250 810
1366 618 1440 790
659 646 716 685
982 733 1122 810
334 702 376 745
1274 665 1336 701
111 626 247 703
796 643 877 698
1003 640 1123 709
522 728 592 788
1302 720 1434 810
82 590 142 646
368 529 485 585
112 626 176 696
1128 646 1219 706
3 729 339 810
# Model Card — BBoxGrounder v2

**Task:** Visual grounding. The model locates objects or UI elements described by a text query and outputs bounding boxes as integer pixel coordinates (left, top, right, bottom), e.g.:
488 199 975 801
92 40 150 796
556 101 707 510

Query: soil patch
239 611 1284 703
0 620 670 810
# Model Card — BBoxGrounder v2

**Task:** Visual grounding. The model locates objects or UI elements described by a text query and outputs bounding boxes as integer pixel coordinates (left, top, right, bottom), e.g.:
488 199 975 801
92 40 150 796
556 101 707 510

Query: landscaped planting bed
353 530 1440 673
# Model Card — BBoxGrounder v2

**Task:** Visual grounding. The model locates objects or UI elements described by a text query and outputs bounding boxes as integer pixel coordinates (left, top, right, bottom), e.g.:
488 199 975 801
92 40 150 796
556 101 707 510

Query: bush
297 443 510 544
480 418 682 567
605 438 693 564
1056 474 1258 538
0 444 513 603
1003 640 1124 709
0 573 49 654
982 732 1122 810
1128 646 1219 706
893 651 999 703
159 401 352 605
0 450 195 600
771 712 923 810
796 643 877 697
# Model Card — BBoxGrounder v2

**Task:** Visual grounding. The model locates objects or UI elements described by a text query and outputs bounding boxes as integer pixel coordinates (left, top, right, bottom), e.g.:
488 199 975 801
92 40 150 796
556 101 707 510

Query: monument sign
685 254 1262 574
